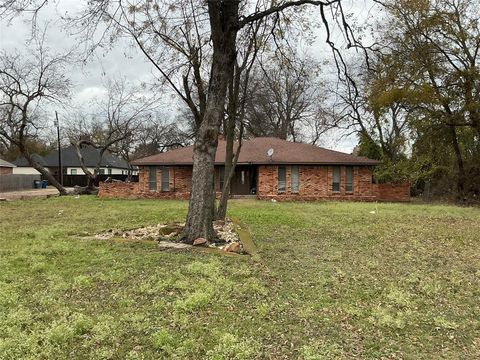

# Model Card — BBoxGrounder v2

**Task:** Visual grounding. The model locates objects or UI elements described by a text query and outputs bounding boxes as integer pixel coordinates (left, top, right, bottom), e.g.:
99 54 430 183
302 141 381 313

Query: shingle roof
13 154 47 167
0 158 16 168
132 137 381 166
14 145 131 169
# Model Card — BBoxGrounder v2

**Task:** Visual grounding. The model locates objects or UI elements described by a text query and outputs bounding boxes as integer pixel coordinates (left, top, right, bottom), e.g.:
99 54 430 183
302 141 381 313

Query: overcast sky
0 0 377 153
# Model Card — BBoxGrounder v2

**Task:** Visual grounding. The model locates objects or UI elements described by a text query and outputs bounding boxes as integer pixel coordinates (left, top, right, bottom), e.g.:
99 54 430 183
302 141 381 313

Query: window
70 169 77 175
278 166 286 192
161 166 170 192
332 166 340 192
346 166 354 193
149 166 157 191
291 165 299 193
108 168 112 175
99 168 105 175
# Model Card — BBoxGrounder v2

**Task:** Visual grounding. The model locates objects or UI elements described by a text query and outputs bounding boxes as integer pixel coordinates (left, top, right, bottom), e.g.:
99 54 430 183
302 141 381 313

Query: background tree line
330 0 480 200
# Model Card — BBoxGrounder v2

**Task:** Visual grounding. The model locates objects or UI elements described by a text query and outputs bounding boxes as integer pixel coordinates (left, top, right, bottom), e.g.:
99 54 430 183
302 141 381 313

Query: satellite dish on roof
266 148 274 157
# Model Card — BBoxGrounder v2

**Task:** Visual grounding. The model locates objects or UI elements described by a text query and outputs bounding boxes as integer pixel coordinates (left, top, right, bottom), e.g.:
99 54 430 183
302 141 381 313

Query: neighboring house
99 137 410 201
0 158 16 175
0 158 41 193
11 154 45 175
13 146 137 185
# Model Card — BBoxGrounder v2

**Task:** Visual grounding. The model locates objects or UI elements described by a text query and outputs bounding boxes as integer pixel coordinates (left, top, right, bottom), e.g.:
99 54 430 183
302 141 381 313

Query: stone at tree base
223 242 241 253
193 237 208 246
215 218 239 243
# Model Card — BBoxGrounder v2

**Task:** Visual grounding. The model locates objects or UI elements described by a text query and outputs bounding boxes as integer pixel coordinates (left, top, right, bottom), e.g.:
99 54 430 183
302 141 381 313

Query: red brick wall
98 182 191 199
0 167 13 175
100 165 192 199
257 165 377 201
137 165 192 193
172 166 193 192
373 182 410 202
100 164 409 202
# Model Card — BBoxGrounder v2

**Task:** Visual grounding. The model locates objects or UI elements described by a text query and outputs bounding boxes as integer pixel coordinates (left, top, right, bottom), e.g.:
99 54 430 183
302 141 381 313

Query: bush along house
99 137 410 202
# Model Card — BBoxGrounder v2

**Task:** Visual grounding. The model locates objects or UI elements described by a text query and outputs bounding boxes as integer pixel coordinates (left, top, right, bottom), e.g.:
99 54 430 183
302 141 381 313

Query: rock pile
208 219 244 253
94 223 184 241
93 219 245 254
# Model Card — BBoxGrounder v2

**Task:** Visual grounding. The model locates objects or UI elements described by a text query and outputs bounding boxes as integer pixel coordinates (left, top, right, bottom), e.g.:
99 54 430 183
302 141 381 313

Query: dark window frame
346 166 354 193
291 165 300 193
148 166 157 191
332 166 340 193
161 166 170 192
278 166 286 193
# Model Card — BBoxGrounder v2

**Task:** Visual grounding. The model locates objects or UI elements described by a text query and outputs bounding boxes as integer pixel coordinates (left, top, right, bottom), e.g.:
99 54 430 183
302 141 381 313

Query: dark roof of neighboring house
12 154 47 167
132 137 381 166
14 145 131 169
0 158 16 168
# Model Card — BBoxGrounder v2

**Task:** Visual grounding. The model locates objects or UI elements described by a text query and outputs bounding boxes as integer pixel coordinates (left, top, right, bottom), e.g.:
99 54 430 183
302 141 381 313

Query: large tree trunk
179 0 239 243
449 125 466 199
216 72 238 220
216 139 235 220
216 137 242 220
72 142 98 190
25 153 69 195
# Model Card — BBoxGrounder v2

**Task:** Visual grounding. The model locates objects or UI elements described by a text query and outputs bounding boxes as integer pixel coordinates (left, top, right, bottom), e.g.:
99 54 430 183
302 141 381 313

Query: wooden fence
0 174 41 192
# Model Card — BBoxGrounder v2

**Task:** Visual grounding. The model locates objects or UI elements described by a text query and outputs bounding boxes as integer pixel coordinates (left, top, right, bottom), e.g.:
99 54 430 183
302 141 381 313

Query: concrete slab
0 187 72 201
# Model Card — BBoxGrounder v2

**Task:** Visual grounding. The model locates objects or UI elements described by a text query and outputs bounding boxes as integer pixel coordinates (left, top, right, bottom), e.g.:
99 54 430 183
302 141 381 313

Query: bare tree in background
113 113 193 180
67 78 156 193
330 56 411 163
0 33 71 195
131 116 193 158
244 52 329 143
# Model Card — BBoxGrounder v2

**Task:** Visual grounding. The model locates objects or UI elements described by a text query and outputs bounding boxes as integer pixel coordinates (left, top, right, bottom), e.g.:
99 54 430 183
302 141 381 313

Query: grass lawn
1 197 479 359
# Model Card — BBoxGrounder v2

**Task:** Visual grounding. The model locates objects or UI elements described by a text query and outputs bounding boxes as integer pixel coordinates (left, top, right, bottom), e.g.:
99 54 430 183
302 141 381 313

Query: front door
231 167 255 195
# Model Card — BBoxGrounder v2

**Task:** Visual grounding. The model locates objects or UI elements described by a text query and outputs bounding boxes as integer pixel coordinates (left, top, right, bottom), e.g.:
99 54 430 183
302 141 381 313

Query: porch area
224 165 257 196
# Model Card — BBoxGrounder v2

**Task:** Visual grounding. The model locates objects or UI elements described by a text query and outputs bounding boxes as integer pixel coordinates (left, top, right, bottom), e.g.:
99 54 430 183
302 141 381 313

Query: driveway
0 187 72 201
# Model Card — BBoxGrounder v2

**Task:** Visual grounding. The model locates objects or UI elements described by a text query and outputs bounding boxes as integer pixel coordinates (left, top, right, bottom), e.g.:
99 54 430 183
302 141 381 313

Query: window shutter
161 166 170 192
332 166 340 192
346 166 354 192
278 166 286 192
149 166 157 191
291 165 299 193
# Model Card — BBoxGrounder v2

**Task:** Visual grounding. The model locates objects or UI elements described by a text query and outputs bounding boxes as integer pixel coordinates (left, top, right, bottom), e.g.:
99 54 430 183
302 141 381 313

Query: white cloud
73 86 107 104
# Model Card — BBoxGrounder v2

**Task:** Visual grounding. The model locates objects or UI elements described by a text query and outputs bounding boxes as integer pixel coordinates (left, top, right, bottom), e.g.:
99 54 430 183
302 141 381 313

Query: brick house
99 137 410 201
0 158 16 175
